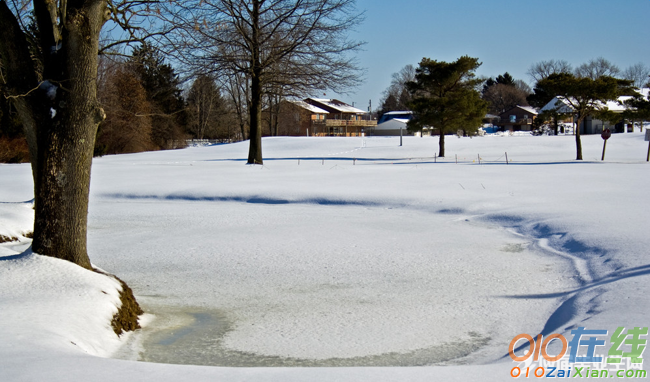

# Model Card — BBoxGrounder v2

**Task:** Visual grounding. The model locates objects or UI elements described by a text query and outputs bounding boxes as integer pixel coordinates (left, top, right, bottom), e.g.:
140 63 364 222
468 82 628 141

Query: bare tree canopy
481 72 531 114
160 0 365 164
622 62 650 89
527 59 573 83
377 64 415 118
575 57 620 80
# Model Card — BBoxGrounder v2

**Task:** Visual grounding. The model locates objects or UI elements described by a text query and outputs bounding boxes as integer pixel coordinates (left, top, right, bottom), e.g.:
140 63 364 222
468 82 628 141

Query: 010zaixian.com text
508 327 647 379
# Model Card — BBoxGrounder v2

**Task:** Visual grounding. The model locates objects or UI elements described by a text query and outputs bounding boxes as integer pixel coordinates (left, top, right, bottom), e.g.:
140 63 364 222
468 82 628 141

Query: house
540 89 650 134
494 105 538 132
373 111 432 136
263 98 377 137
303 98 376 136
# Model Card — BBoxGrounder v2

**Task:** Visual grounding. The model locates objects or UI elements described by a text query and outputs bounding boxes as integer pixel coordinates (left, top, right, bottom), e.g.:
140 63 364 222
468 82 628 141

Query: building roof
305 98 367 114
499 105 539 117
291 100 329 114
541 88 650 114
375 118 410 131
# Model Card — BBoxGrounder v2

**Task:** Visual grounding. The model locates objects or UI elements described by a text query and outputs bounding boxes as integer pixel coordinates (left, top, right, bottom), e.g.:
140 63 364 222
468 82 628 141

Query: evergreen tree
129 44 187 149
407 56 488 157
96 62 154 155
482 72 531 114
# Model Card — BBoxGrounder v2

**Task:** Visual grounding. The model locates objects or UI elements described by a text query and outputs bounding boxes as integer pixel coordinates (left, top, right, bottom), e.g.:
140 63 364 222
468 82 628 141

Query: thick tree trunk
1 1 109 269
438 130 445 157
31 2 108 269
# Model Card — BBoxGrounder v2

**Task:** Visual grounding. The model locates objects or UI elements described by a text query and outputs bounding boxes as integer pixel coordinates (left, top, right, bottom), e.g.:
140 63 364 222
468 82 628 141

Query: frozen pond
96 198 575 366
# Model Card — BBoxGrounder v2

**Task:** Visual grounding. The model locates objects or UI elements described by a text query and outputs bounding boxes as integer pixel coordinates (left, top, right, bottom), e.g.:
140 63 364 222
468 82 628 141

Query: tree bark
246 0 263 165
438 130 445 157
248 72 263 164
575 115 584 160
1 1 110 269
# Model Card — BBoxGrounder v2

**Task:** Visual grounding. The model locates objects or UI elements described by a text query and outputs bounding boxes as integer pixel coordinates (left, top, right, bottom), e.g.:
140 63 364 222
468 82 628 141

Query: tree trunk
575 115 583 160
1 1 109 269
32 2 108 269
247 0 263 165
438 129 445 157
248 72 263 164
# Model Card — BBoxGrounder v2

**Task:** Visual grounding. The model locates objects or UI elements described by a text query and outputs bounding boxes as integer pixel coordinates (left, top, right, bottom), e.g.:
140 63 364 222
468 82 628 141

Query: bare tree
622 63 650 89
575 57 620 80
482 83 530 114
527 59 573 83
378 64 415 117
221 71 251 142
163 0 364 164
187 74 222 140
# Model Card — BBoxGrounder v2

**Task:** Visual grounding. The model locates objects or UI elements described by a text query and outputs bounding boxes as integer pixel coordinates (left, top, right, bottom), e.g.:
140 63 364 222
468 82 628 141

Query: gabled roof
305 98 366 114
291 100 329 114
517 105 539 115
541 88 650 114
540 97 576 113
499 105 539 117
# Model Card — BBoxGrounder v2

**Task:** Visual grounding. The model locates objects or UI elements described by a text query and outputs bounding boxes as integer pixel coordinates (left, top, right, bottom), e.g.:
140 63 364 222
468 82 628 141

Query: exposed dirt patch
0 232 33 243
92 269 143 336
110 276 144 336
0 235 19 244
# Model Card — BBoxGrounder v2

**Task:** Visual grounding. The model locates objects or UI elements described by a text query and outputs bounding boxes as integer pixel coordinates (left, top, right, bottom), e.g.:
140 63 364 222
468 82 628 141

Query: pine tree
96 62 154 155
407 56 488 157
129 44 186 149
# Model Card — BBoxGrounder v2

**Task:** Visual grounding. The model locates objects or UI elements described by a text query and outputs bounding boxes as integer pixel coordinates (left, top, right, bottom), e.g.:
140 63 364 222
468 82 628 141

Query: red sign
601 128 611 140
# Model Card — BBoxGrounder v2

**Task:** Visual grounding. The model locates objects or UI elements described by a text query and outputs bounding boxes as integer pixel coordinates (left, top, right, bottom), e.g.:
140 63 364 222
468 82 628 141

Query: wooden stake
505 152 509 165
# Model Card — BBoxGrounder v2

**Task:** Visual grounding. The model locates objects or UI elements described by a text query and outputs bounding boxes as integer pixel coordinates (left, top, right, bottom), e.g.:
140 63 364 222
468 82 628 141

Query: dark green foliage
129 44 187 149
527 82 555 109
621 93 650 126
535 73 632 159
482 72 530 114
482 72 515 94
407 56 488 157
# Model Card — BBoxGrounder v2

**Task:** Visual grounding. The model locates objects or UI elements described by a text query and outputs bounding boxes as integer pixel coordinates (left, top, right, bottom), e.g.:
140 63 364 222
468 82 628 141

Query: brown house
265 100 329 136
495 105 538 132
303 98 376 136
263 98 377 137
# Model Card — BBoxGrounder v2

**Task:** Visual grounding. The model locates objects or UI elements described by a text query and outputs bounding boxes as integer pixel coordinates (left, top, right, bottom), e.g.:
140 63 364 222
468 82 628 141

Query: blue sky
334 0 650 112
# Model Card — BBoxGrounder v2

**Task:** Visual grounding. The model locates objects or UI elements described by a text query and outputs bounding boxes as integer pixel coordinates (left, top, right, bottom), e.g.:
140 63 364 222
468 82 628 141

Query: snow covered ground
1 133 649 381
